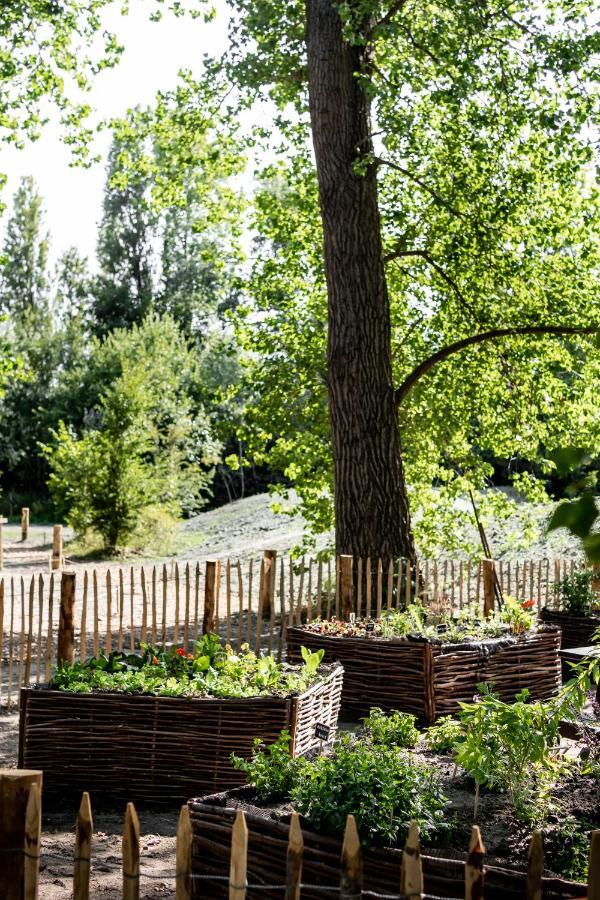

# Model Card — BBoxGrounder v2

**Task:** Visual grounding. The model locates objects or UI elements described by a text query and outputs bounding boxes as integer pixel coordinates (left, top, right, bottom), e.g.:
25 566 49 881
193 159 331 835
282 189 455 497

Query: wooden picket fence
3 771 598 899
0 553 586 708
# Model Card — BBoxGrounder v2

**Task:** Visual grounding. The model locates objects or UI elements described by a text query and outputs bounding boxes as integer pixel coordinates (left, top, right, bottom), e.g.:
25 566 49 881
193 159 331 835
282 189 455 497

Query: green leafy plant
499 596 536 635
231 731 301 800
235 730 447 847
553 570 599 616
361 707 419 749
544 817 594 882
454 687 568 822
424 717 465 754
50 637 325 700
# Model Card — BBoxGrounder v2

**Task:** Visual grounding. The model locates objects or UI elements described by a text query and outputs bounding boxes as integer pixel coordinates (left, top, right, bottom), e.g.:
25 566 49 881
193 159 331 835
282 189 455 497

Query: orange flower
187 653 194 659
521 599 535 609
176 648 186 657
152 656 159 665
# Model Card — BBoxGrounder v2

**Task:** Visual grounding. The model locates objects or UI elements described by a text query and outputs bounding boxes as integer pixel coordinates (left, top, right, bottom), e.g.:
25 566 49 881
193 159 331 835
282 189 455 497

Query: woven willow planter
18 664 343 806
188 786 586 900
287 627 560 722
540 607 600 650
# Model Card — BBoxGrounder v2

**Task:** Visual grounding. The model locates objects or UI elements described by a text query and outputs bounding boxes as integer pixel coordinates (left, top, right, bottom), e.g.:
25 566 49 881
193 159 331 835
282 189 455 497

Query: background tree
219 0 599 557
93 130 157 333
42 314 220 551
0 176 49 322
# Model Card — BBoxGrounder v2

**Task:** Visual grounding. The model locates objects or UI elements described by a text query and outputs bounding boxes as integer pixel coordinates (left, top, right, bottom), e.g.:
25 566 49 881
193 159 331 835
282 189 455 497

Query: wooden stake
51 524 62 570
106 569 112 653
589 831 600 900
122 802 140 900
0 769 43 900
35 575 43 684
260 550 277 620
93 570 99 657
400 821 423 898
24 576 34 685
74 792 93 900
526 830 543 900
44 574 54 682
229 809 248 899
57 571 76 666
340 555 353 620
285 812 304 900
140 567 148 646
23 781 41 900
203 560 217 634
465 825 485 900
21 507 29 542
482 559 495 618
80 571 88 663
174 562 180 645
184 563 191 650
175 804 192 900
340 814 362 899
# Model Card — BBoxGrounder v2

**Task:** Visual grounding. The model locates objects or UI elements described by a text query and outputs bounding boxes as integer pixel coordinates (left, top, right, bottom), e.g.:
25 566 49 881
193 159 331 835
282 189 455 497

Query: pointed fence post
400 821 423 898
465 825 485 900
229 809 248 899
340 814 362 899
285 812 303 900
0 769 43 900
175 805 193 900
203 560 217 635
57 571 76 666
23 781 41 900
122 802 140 900
340 555 354 621
526 830 543 900
74 792 93 900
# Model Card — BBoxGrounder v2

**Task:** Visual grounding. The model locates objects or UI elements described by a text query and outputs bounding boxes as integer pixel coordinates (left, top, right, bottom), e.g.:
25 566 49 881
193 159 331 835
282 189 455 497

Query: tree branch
371 0 411 35
395 325 598 406
375 158 464 218
385 247 482 323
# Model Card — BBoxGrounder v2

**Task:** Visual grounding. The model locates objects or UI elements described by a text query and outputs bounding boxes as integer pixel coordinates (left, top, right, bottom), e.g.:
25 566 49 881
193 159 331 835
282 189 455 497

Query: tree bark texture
306 0 415 562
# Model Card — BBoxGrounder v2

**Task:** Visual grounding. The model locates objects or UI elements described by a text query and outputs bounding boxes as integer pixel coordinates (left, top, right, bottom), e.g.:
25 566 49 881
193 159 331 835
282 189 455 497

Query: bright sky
0 2 230 269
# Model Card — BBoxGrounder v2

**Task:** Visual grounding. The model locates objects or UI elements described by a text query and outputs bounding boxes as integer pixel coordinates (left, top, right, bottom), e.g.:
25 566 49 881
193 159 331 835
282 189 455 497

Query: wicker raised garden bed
18 664 343 806
287 627 560 721
188 786 586 900
540 607 600 650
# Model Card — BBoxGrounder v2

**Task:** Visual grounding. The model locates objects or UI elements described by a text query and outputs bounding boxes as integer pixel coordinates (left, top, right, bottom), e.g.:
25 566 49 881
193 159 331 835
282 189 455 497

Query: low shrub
233 731 447 847
360 707 419 748
424 716 464 753
454 687 568 822
553 570 599 616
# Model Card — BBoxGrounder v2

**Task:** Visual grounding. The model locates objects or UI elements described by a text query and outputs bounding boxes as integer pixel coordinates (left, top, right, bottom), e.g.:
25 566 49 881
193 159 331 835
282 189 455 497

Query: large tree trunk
306 0 415 562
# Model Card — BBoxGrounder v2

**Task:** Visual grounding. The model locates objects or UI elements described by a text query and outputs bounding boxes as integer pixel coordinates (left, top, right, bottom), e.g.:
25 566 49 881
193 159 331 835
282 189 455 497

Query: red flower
176 648 186 657
521 599 535 609
152 656 159 665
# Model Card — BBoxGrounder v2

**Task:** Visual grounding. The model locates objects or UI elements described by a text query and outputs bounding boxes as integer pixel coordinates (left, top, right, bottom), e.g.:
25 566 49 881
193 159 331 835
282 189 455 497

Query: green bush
554 570 598 616
361 707 419 748
454 687 568 822
234 731 447 847
424 716 465 753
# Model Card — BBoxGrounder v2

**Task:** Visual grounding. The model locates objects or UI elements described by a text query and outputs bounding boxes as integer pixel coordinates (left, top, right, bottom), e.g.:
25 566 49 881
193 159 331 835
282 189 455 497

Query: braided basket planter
540 607 600 650
188 786 586 900
18 664 343 807
286 627 561 722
